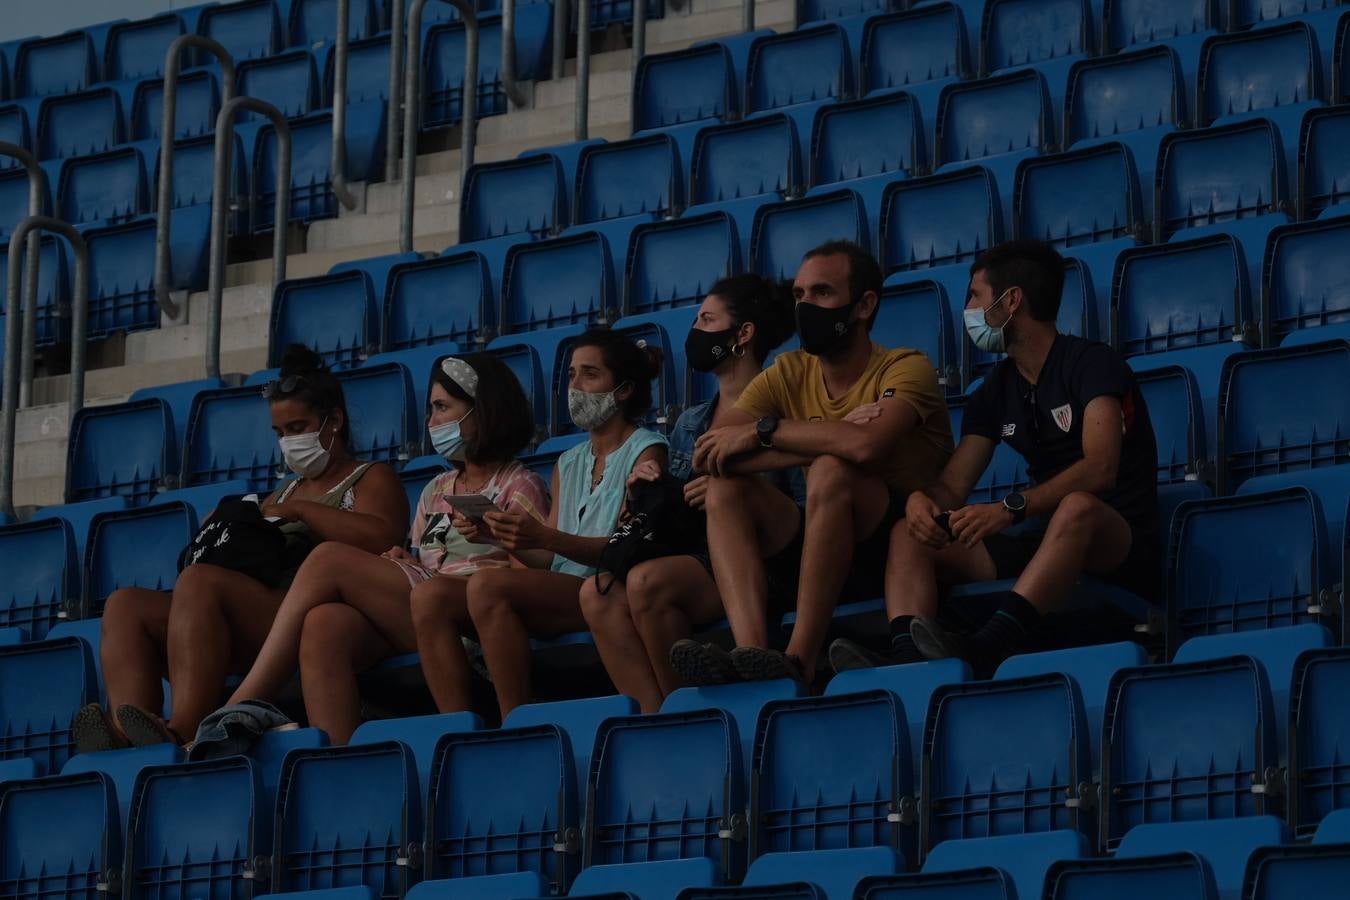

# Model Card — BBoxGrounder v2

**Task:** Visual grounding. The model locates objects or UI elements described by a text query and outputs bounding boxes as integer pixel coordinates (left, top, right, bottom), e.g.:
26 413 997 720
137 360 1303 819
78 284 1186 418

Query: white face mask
568 385 624 431
279 415 333 478
964 288 1016 354
428 408 472 461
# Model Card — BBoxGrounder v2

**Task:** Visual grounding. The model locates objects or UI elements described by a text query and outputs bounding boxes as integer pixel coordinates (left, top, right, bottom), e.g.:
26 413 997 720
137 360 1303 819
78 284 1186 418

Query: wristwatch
756 415 780 448
1002 491 1027 525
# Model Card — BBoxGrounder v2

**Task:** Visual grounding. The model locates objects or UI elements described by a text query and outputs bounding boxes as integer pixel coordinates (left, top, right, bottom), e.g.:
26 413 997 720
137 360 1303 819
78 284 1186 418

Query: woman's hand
626 458 663 489
382 545 416 562
260 501 303 523
482 509 550 552
683 475 710 511
452 512 491 544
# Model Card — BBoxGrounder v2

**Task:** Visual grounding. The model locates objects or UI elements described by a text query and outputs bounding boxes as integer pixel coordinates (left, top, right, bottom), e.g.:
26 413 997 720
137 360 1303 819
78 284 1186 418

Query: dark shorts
983 522 1162 600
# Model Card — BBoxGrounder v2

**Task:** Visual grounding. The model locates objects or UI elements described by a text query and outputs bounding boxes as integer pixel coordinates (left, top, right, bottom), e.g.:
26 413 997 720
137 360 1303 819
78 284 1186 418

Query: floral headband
441 357 479 399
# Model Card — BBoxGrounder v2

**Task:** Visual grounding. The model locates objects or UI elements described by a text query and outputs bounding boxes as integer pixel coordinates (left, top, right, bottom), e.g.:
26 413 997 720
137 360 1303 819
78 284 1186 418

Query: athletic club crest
1051 403 1073 432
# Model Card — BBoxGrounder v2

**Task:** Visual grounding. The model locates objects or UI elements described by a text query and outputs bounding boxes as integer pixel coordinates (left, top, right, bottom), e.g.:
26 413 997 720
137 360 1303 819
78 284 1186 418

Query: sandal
72 704 127 755
115 704 185 748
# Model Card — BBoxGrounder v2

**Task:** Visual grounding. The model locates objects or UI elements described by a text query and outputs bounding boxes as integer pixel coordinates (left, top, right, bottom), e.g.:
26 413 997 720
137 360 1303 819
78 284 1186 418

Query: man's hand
948 502 1014 549
683 475 709 510
693 423 760 477
626 459 663 489
844 402 884 425
905 491 951 549
482 509 549 552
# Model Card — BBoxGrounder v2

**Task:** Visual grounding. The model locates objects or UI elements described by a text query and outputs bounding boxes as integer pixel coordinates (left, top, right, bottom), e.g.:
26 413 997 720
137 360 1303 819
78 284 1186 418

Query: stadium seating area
3 0 1350 897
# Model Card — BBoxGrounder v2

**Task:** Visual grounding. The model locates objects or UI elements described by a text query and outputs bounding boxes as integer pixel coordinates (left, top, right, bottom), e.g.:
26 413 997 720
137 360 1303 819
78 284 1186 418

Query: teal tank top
551 427 668 578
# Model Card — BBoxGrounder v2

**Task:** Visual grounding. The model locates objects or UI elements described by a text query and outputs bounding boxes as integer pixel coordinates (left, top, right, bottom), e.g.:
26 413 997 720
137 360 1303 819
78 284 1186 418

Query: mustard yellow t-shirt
736 343 954 494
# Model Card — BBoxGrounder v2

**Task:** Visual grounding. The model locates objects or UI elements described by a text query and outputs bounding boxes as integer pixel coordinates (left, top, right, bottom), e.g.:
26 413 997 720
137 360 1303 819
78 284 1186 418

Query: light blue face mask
963 288 1016 353
428 408 473 461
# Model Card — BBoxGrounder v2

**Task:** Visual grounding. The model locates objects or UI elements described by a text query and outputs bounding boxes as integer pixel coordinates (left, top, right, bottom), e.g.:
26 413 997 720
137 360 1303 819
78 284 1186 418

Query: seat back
385 252 491 351
183 385 282 493
0 519 76 641
38 88 122 160
253 113 339 229
0 106 29 167
1245 843 1350 900
461 154 566 242
984 0 1092 73
168 133 246 209
105 13 183 81
200 0 281 62
0 638 98 775
1290 648 1350 837
861 5 968 93
59 146 147 226
0 772 118 900
1135 364 1206 484
85 219 162 339
422 17 509 128
1264 215 1350 343
1199 22 1320 123
751 189 868 282
1046 853 1219 900
746 25 852 115
14 32 95 98
1158 120 1286 238
877 278 958 388
935 69 1052 166
812 92 919 187
881 167 1000 273
690 114 799 205
1066 45 1183 143
626 212 740 315
338 362 417 465
84 502 196 616
237 50 320 121
0 234 68 351
1104 0 1215 52
501 231 614 333
1231 0 1341 29
270 269 378 370
66 398 173 507
134 69 220 143
331 35 393 103
633 43 735 130
576 134 681 224
1015 144 1142 246
488 342 548 440
1299 107 1350 219
292 0 376 45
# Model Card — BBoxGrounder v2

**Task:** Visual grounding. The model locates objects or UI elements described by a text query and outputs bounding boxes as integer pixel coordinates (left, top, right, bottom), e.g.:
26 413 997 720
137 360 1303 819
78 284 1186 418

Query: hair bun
278 344 327 377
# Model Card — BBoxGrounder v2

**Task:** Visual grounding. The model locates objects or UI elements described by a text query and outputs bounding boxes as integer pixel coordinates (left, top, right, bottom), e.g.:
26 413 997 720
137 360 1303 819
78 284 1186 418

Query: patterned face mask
568 385 625 431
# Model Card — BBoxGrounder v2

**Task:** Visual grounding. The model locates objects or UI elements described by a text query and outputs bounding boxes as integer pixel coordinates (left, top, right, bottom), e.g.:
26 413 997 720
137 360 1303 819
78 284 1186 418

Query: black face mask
685 326 740 372
795 300 856 357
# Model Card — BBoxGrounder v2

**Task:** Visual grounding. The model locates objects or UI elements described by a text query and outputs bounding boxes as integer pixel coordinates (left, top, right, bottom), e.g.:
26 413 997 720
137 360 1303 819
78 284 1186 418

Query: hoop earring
731 342 747 359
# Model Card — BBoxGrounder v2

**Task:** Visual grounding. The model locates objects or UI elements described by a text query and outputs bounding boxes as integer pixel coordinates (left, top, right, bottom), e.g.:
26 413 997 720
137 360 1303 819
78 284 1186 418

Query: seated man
831 239 1160 677
674 240 954 685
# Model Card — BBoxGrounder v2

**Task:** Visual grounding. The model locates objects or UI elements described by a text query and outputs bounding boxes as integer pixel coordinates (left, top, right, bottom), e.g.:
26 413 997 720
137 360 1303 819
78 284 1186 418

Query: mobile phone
934 511 954 537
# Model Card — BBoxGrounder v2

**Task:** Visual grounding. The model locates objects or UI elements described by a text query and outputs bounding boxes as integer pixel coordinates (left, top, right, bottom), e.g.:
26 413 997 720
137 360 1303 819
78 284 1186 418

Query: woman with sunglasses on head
73 345 409 751
432 328 667 720
221 354 548 743
578 275 798 712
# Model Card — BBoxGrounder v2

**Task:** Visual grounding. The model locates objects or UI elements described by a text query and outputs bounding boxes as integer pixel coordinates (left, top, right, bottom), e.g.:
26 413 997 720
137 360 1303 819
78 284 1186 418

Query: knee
704 475 750 516
578 577 619 626
299 605 352 672
410 578 449 635
173 564 229 606
293 541 350 581
625 565 672 619
466 568 515 627
101 589 137 637
805 454 855 503
1048 491 1104 535
889 520 930 561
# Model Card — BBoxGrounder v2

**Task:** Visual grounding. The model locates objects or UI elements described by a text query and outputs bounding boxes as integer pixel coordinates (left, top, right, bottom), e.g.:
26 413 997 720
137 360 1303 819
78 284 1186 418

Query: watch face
1006 493 1026 511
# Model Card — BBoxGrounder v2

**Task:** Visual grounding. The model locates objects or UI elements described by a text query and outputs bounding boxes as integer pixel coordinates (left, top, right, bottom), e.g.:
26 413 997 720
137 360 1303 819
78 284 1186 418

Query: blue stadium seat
689 115 800 205
660 680 803 778
422 9 553 129
83 501 195 616
1102 657 1278 849
521 137 606 224
1290 648 1350 836
858 867 1012 899
934 68 1053 169
922 674 1091 852
745 24 853 156
0 105 31 168
502 694 639 794
338 362 417 465
165 134 247 228
1047 852 1220 900
575 134 681 224
586 710 744 884
1263 214 1350 345
104 13 184 81
461 154 566 242
290 0 377 45
1316 809 1350 840
879 166 1000 279
152 478 251 522
860 7 969 155
732 847 902 898
133 69 220 142
916 830 1089 900
1231 0 1345 30
1134 363 1209 487
877 275 960 390
61 743 185 834
349 711 483 796
750 188 868 282
399 455 449 511
632 43 736 134
0 517 77 641
32 497 129 579
124 757 265 899
500 231 615 333
1115 816 1289 900
254 107 369 229
1014 142 1145 251
981 0 1093 134
66 398 174 508
426 724 579 891
811 91 920 190
13 31 96 98
270 268 379 370
200 0 283 62
1218 340 1350 491
800 0 897 23
486 339 552 442
85 217 183 338
182 384 282 494
0 637 98 776
0 771 119 900
59 146 148 226
753 690 915 863
236 50 320 121
625 211 741 316
1101 0 1217 97
274 742 419 899
37 87 123 161
1245 841 1350 900
1298 106 1350 219
572 858 716 900
0 233 70 352
128 376 224 456
327 34 393 105
382 251 492 355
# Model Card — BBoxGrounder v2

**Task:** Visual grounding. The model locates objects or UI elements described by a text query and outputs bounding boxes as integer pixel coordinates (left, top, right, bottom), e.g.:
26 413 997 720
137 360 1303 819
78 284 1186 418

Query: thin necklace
458 463 504 494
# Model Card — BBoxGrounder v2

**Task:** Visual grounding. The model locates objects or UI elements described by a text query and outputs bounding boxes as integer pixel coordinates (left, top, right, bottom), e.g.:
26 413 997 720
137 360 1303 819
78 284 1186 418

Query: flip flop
115 704 184 748
72 703 127 755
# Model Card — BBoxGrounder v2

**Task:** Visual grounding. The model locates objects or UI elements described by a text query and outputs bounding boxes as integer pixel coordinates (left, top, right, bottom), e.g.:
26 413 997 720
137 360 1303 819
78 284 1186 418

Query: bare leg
466 568 589 720
1013 492 1133 612
704 475 802 648
227 542 418 705
884 522 999 620
410 575 474 713
627 557 726 699
300 603 396 745
580 576 662 713
100 588 171 741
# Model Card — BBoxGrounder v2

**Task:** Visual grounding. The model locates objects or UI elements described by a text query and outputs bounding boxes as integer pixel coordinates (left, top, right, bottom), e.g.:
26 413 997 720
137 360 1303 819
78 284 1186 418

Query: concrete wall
1 1 186 43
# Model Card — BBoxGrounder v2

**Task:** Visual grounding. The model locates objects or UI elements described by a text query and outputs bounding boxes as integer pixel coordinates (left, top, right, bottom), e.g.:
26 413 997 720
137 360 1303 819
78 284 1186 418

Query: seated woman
422 329 667 720
222 354 547 743
73 346 408 751
579 275 798 712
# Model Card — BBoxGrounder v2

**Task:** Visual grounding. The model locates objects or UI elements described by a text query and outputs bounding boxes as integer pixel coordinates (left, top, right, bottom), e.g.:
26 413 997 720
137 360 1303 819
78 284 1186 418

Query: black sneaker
827 638 896 673
669 639 741 687
728 646 807 684
908 616 970 661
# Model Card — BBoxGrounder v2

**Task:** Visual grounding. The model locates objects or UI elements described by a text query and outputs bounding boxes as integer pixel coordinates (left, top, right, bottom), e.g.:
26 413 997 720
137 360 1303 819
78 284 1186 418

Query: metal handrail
0 143 44 410
632 0 647 81
552 0 568 80
155 34 237 322
400 0 479 254
500 0 531 109
207 98 292 381
743 0 754 32
385 0 406 182
576 0 590 139
1 216 89 520
331 0 360 210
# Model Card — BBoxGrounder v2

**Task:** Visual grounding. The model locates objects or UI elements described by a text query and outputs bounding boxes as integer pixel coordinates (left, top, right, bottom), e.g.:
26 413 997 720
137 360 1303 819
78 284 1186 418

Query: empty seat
1103 0 1217 54
1015 143 1145 247
0 771 118 899
124 757 264 899
1264 215 1350 345
500 231 614 333
486 340 550 441
858 868 1012 899
426 725 579 891
1134 364 1208 485
0 518 77 641
66 398 174 507
922 675 1091 852
690 115 800 205
37 87 122 161
799 0 894 23
422 12 553 129
1157 119 1288 241
575 134 681 224
83 501 195 615
1102 656 1278 848
877 276 960 389
236 50 320 121
911 831 1089 900
1115 816 1289 900
633 43 736 132
0 636 98 776
625 211 741 316
59 146 148 226
329 34 393 104
1290 648 1350 836
1231 0 1344 30
274 742 418 898
13 32 96 98
290 0 377 45
746 25 853 116
503 694 640 797
1047 852 1219 900
1199 22 1322 127
167 132 246 210
1299 106 1350 218
880 166 1000 273
1219 340 1350 490
84 218 173 339
254 110 351 229
0 106 30 168
270 269 378 370
200 0 282 62
104 13 184 81
1245 841 1350 900
461 154 566 242
753 690 915 862
133 69 220 142
934 69 1052 167
0 233 70 352
183 385 282 494
338 362 417 465
750 189 868 282
383 251 492 354
983 0 1091 75
812 91 921 188
1066 44 1185 142
860 6 969 146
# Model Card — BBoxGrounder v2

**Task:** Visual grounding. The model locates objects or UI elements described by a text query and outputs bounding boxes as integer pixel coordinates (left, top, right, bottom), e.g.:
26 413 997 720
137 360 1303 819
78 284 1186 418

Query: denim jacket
669 395 806 506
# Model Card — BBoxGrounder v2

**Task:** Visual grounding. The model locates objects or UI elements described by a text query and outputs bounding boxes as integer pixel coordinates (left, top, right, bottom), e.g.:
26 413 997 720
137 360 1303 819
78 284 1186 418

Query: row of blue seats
2 627 1350 897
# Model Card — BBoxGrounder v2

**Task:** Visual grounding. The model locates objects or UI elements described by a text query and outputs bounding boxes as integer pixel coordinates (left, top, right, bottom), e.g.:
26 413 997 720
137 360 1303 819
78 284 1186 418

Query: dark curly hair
269 344 352 442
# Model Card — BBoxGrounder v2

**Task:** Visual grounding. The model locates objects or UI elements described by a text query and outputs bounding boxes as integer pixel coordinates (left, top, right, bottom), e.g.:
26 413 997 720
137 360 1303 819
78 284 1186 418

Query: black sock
967 591 1041 664
888 615 923 663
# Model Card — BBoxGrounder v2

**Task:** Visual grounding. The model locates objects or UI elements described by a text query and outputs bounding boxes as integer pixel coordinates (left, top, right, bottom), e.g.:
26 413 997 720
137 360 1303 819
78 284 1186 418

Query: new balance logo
1001 423 1016 437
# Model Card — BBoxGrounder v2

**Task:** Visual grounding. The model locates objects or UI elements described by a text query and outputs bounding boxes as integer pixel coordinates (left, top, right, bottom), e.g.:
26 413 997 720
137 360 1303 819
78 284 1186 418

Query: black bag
594 475 707 594
177 497 291 587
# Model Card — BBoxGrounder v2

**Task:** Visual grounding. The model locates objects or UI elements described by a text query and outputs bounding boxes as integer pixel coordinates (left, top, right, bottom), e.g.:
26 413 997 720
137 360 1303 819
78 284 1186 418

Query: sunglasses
260 374 308 400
